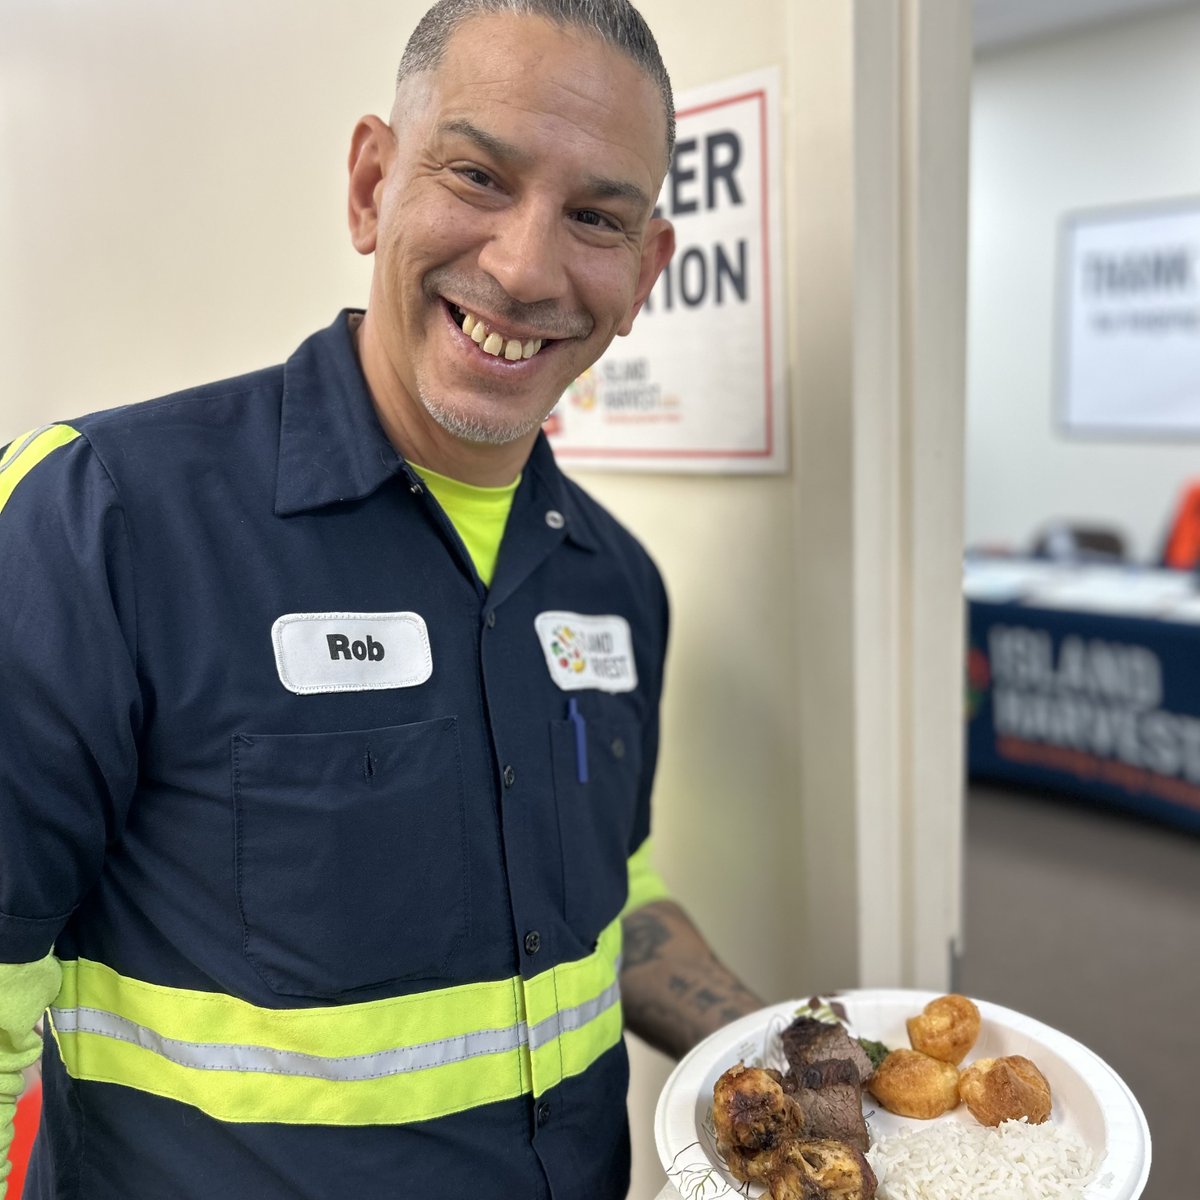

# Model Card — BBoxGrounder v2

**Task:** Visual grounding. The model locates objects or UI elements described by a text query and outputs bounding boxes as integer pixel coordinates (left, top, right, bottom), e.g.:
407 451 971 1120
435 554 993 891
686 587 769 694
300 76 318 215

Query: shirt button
610 737 626 759
536 1100 552 1127
524 930 542 955
502 764 516 788
486 610 496 628
545 509 565 529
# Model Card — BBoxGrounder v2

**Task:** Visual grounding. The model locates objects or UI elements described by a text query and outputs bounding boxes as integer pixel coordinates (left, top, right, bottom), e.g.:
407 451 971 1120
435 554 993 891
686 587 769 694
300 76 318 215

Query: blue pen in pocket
567 698 589 784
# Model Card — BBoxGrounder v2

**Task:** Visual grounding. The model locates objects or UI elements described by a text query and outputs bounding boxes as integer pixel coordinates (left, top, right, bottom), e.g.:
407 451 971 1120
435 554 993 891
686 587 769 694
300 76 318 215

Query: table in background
965 558 1200 835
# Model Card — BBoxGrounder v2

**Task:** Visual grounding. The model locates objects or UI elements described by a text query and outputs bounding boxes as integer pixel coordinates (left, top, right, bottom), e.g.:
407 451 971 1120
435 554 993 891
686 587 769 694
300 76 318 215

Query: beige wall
2 5 969 1198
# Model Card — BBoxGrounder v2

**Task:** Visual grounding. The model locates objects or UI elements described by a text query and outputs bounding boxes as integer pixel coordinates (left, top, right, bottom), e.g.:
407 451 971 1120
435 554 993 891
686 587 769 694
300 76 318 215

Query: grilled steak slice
783 1058 870 1153
796 1058 860 1091
781 1017 874 1084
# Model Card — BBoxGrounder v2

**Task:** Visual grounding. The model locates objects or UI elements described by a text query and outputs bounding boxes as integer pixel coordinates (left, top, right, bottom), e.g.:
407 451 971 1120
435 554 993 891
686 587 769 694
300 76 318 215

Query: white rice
866 1118 1099 1200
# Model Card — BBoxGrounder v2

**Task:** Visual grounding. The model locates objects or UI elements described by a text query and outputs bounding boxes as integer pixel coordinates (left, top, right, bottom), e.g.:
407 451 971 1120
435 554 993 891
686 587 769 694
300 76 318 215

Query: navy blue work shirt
0 312 670 1200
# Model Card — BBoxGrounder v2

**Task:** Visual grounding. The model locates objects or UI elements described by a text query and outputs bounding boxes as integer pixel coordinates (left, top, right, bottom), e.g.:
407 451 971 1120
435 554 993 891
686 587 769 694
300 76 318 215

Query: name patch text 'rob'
326 633 386 662
271 612 431 695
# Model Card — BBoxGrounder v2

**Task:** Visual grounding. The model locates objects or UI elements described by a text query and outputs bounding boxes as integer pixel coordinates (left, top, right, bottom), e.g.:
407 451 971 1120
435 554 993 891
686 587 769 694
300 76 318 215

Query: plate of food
655 989 1150 1200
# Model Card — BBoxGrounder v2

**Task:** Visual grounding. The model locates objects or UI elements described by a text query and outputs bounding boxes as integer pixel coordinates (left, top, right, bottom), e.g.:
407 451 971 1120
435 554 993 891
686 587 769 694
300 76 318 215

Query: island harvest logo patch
534 611 637 694
550 623 587 675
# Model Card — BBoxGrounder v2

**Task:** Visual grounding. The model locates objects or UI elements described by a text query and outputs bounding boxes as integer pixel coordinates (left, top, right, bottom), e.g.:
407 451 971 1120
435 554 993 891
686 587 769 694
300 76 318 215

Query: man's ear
618 217 675 336
347 115 395 256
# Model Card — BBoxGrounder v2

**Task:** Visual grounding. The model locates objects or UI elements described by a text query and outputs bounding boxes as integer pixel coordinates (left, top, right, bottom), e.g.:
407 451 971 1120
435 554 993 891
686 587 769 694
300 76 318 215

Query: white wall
967 3 1200 561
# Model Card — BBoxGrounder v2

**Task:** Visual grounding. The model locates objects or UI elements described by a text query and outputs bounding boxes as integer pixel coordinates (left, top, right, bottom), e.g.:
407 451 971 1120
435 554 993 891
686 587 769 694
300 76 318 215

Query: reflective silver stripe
51 977 621 1081
51 1005 528 1081
527 977 622 1052
0 425 54 473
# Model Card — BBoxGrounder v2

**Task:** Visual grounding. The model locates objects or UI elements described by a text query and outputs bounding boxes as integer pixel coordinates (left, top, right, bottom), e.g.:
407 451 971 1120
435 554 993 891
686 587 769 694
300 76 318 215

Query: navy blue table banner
967 596 1200 834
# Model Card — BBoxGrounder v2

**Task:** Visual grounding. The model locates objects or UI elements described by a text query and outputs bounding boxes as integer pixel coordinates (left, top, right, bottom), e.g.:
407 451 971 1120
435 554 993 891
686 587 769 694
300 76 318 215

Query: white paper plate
655 990 1150 1200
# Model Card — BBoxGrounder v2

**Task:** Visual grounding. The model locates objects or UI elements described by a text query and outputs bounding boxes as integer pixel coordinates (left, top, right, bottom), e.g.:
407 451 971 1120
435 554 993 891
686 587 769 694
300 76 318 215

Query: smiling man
0 3 761 1199
350 7 675 483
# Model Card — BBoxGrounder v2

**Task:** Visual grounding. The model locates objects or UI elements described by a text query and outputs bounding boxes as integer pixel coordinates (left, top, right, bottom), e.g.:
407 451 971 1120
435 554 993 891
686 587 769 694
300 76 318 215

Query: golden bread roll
866 1049 960 1119
906 993 981 1065
958 1055 1052 1126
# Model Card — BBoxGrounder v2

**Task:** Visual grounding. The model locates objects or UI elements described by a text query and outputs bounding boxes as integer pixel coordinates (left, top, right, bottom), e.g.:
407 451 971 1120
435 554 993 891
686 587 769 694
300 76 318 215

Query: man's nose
477 200 568 306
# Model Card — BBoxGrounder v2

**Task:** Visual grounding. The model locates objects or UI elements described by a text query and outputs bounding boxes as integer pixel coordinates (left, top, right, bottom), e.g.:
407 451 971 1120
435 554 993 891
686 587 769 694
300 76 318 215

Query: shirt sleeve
621 836 671 918
0 425 142 961
0 955 60 1200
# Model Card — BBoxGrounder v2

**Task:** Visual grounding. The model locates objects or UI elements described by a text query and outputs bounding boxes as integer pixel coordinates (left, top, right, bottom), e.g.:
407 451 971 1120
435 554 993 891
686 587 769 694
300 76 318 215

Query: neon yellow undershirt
409 463 519 589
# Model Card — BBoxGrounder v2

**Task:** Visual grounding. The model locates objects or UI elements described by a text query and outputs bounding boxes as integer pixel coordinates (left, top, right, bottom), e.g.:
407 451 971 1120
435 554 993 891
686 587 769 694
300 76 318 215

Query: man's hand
619 899 764 1061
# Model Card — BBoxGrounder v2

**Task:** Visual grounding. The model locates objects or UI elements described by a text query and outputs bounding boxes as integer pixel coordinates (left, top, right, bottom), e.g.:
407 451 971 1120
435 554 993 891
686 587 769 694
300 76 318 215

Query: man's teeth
459 309 543 360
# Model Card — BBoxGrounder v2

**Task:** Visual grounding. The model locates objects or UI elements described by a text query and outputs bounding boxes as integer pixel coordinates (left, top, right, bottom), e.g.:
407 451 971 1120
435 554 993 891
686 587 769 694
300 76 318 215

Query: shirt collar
274 311 598 554
274 310 404 517
520 430 599 554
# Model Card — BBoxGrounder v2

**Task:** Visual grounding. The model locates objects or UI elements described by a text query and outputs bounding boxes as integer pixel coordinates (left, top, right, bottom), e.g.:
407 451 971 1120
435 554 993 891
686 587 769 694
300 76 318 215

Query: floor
959 783 1200 1200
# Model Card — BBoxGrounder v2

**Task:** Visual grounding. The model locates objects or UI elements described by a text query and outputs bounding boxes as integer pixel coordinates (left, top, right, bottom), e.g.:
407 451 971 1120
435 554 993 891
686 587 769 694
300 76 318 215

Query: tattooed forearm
619 899 764 1061
621 906 671 969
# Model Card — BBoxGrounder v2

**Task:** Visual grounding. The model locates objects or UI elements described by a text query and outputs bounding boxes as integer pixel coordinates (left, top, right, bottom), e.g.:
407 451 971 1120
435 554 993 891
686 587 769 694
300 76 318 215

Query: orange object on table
1163 482 1200 569
8 1081 41 1199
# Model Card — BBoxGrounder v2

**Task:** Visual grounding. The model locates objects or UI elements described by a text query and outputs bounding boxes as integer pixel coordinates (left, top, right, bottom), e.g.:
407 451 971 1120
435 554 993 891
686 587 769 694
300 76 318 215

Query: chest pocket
550 716 642 945
232 718 467 999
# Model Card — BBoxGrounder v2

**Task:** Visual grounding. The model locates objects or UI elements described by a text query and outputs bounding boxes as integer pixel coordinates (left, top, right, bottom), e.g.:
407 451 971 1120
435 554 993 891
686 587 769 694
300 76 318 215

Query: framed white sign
545 67 787 473
1058 198 1200 436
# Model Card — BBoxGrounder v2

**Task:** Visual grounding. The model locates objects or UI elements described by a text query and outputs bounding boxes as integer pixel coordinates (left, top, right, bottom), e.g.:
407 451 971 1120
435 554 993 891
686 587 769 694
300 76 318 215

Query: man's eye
573 210 620 232
457 168 495 188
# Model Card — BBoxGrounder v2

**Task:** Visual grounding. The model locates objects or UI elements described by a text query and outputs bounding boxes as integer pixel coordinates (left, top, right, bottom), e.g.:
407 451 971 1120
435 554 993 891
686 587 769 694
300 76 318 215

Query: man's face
353 12 673 449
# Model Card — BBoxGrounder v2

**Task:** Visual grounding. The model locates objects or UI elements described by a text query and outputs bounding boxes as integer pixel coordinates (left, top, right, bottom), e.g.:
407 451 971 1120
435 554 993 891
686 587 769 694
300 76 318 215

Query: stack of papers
963 560 1068 603
1023 567 1196 616
964 559 1200 619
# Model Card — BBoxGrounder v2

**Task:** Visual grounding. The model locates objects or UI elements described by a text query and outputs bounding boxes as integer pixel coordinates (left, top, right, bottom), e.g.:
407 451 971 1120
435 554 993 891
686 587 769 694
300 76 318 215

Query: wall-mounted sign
545 66 786 473
1058 198 1200 437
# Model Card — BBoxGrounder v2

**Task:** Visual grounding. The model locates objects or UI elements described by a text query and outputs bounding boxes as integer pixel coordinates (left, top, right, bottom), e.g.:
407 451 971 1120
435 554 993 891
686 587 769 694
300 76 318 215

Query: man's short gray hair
396 0 675 165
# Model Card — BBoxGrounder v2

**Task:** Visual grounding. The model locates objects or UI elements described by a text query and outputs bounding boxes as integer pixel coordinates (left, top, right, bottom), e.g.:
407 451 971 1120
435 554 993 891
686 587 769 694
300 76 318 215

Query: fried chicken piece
712 1064 807 1180
747 1138 878 1200
712 1066 876 1200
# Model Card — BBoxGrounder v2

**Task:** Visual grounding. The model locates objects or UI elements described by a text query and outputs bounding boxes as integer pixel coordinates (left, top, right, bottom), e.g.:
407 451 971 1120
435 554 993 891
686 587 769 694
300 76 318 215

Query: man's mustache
426 268 594 340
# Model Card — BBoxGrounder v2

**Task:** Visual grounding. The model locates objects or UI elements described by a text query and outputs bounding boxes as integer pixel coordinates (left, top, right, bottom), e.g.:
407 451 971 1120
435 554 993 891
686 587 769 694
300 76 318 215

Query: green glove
0 954 61 1200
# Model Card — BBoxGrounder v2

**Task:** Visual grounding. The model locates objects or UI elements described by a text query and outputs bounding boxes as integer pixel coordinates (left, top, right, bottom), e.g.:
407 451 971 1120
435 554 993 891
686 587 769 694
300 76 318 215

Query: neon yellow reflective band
0 425 80 516
524 919 623 1097
50 920 623 1125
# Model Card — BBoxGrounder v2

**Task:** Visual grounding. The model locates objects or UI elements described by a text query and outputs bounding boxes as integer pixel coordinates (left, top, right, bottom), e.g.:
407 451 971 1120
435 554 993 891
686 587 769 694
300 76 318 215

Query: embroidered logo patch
534 611 637 694
271 612 432 695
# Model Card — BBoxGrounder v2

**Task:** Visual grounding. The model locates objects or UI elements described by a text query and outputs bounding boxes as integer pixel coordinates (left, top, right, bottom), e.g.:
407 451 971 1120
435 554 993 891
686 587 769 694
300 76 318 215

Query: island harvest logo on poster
546 361 680 435
569 368 599 411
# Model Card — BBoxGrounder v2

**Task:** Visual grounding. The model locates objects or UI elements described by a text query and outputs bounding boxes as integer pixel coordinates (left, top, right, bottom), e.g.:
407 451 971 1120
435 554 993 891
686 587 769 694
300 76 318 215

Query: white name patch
271 612 432 696
534 611 637 694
